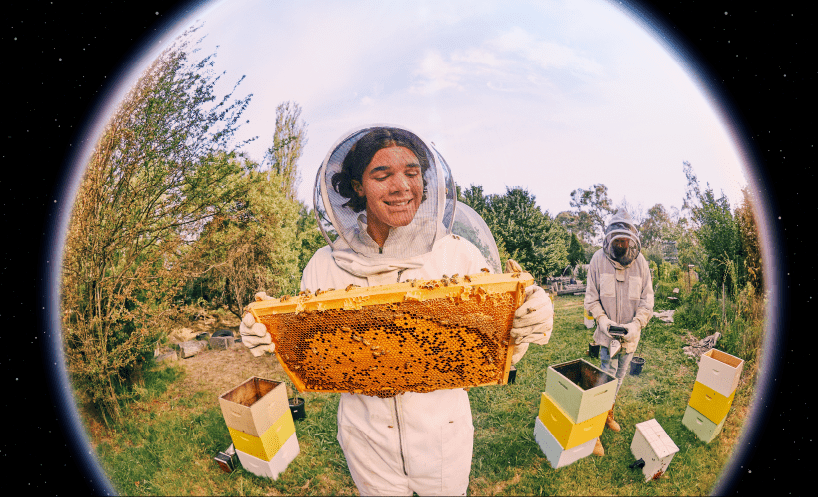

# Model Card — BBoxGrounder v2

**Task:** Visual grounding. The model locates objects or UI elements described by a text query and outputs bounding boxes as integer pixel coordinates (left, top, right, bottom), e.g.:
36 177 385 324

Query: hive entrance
247 272 533 397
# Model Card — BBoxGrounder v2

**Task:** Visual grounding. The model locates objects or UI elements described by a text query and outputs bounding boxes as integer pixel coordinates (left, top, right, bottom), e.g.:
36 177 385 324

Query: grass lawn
82 294 757 495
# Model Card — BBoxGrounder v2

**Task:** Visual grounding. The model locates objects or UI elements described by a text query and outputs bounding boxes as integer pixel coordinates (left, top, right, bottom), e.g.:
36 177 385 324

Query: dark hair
331 127 430 212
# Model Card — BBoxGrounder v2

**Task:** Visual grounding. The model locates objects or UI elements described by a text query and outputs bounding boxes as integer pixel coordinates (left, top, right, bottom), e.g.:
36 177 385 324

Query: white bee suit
304 125 489 496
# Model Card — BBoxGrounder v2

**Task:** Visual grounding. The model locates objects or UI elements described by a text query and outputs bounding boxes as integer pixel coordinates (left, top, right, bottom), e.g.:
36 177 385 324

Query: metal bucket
588 342 600 358
629 356 645 376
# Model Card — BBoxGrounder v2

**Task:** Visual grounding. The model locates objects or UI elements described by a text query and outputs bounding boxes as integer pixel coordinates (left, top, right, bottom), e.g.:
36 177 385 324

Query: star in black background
4 0 813 494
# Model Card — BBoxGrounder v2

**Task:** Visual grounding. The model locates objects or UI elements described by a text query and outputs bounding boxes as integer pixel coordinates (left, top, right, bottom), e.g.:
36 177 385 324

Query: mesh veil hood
603 208 641 267
313 124 456 262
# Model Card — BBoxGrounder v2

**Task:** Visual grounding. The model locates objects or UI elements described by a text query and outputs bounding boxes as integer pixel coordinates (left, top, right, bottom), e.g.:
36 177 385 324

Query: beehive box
228 411 296 461
236 434 300 479
538 392 607 449
688 381 736 424
533 416 597 469
631 418 679 481
696 349 744 398
246 272 533 398
544 359 616 424
682 404 727 443
219 377 289 437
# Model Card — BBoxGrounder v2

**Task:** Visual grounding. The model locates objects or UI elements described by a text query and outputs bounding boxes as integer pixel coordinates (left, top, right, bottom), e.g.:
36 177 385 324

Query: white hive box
544 359 617 424
631 419 679 481
219 377 289 437
682 404 726 443
236 433 300 479
533 416 596 469
695 349 744 398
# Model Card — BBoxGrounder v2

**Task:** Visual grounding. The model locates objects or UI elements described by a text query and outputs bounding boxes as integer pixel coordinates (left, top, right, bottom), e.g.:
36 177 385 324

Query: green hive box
545 358 617 424
682 404 726 443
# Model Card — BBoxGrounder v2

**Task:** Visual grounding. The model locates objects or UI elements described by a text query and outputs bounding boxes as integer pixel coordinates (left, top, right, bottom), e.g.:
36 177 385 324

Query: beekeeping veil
603 208 641 267
452 202 502 274
313 125 456 265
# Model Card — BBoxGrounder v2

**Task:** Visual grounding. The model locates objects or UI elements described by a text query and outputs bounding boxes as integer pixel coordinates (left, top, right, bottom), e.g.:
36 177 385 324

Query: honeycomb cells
255 286 520 398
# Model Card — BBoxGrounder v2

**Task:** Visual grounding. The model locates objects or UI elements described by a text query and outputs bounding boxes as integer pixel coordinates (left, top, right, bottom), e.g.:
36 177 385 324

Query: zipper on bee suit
394 396 408 475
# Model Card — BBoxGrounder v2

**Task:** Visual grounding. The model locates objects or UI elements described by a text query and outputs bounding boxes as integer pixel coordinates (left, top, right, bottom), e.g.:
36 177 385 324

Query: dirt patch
168 309 242 342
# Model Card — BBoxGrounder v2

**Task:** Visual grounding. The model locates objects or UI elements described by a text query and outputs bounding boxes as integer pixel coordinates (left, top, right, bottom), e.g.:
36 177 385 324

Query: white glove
239 292 275 357
510 285 553 345
597 315 613 335
511 342 529 365
622 321 641 343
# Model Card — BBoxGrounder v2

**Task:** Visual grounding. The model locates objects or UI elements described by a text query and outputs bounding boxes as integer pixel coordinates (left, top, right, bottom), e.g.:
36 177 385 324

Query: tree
461 186 569 280
735 187 763 292
61 28 254 424
265 101 307 200
640 203 672 248
568 232 585 267
554 210 595 244
569 184 616 244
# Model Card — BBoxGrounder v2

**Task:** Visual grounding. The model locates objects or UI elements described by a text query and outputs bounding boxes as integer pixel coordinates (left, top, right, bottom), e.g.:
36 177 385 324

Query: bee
410 279 417 287
326 288 335 292
311 347 318 355
464 275 472 282
292 364 301 370
481 268 490 273
352 334 362 342
442 274 449 279
371 345 381 351
512 272 521 278
279 295 291 302
299 288 311 296
452 235 460 240
315 289 324 296
362 338 371 346
439 319 450 326
369 366 378 371
526 307 535 314
441 277 450 287
345 284 360 291
341 326 352 333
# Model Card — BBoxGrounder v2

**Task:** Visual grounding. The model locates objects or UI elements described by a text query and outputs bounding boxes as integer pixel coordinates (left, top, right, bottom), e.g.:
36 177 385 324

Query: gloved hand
597 315 613 335
510 285 554 345
511 342 529 365
239 292 275 357
622 321 641 343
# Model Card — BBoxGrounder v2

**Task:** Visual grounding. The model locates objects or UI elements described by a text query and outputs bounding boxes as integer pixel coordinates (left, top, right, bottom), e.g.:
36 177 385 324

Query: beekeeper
241 125 553 496
584 208 654 457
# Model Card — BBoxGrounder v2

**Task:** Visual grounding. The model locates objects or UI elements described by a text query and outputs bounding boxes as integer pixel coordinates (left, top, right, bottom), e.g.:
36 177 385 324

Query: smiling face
351 145 424 246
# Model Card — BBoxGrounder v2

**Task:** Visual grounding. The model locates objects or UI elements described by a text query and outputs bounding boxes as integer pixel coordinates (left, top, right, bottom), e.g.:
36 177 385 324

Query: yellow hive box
246 272 533 398
228 411 296 462
688 380 735 424
218 377 288 437
538 392 607 450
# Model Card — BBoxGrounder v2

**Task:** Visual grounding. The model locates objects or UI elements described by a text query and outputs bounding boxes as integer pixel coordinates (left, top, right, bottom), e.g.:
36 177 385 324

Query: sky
120 0 750 221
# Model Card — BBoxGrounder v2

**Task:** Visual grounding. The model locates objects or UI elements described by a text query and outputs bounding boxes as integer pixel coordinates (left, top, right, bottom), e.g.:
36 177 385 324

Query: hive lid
635 418 679 458
246 272 533 397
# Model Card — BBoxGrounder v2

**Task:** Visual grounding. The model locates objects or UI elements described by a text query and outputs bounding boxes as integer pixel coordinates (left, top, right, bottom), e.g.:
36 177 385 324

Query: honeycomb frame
246 272 534 397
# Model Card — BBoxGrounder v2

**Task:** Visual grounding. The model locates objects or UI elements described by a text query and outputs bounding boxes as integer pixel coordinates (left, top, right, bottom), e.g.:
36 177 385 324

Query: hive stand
218 377 299 478
682 349 744 443
631 419 679 481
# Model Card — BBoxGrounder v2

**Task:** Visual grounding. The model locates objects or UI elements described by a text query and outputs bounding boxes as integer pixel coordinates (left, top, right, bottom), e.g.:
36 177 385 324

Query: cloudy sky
120 0 749 219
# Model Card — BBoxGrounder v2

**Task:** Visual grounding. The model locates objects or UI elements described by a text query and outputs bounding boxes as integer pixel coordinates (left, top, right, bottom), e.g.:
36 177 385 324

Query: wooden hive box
246 272 533 398
219 377 289 438
688 381 736 425
533 416 597 469
544 358 617 424
235 434 300 479
631 418 679 481
682 404 727 443
538 392 607 450
695 349 744 398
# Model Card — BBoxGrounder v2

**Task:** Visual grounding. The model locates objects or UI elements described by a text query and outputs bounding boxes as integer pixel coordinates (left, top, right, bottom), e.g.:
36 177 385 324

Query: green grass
84 295 757 495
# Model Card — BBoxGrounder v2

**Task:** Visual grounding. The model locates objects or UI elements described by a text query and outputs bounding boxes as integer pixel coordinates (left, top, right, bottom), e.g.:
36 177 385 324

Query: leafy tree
61 28 254 424
568 232 584 267
265 101 307 200
735 187 763 292
554 210 595 244
569 184 616 244
639 204 672 248
461 186 569 280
